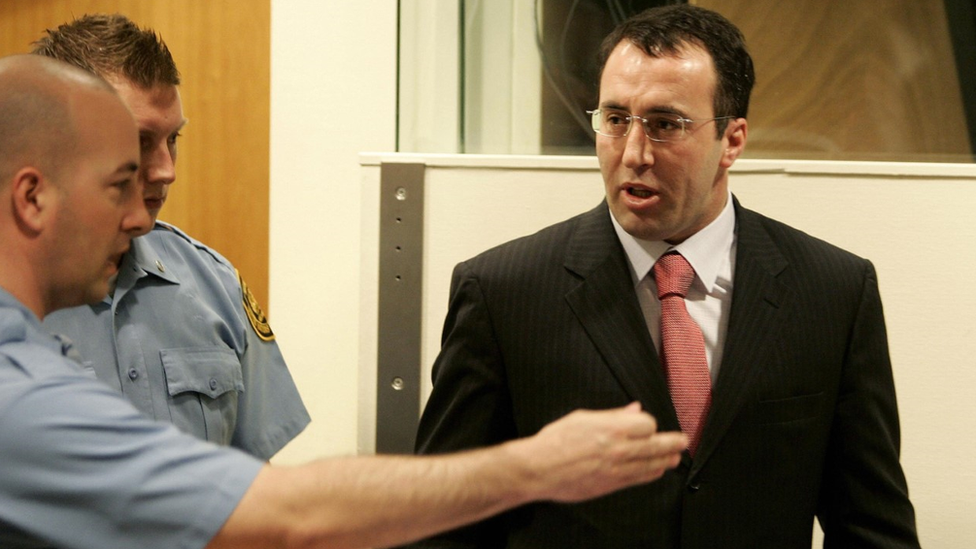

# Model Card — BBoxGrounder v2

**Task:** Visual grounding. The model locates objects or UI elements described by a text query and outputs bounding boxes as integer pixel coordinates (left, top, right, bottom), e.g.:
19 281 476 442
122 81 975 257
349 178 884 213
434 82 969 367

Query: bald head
0 52 116 91
0 54 146 318
0 54 119 185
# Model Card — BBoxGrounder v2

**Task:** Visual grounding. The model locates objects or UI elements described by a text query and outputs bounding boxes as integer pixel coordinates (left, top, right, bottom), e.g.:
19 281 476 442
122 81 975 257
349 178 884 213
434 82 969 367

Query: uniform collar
120 224 181 285
1 287 88 368
0 286 39 326
611 192 736 293
104 224 181 304
0 287 49 349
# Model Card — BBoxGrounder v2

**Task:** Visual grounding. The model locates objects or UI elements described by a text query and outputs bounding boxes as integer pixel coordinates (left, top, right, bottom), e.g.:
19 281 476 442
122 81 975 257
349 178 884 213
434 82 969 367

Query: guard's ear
720 118 748 168
10 167 53 234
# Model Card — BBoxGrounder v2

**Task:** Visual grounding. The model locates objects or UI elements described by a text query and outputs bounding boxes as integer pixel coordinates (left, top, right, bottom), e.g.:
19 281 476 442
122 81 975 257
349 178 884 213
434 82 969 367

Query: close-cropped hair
0 86 72 185
597 4 755 135
0 57 98 184
32 13 180 88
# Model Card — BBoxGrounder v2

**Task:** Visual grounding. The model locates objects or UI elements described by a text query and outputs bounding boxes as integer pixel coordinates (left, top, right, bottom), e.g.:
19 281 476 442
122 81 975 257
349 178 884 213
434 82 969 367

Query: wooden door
0 0 273 307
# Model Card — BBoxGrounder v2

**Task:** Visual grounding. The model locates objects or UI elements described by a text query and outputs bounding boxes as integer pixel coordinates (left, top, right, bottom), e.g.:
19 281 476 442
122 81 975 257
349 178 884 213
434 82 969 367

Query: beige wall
268 0 398 462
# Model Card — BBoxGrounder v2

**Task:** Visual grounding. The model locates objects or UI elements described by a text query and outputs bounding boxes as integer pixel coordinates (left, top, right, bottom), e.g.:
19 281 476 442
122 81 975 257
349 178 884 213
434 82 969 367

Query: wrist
493 437 543 506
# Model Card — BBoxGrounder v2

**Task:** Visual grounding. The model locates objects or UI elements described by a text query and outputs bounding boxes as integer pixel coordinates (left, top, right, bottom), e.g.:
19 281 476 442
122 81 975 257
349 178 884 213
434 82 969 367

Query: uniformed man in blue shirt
35 14 308 459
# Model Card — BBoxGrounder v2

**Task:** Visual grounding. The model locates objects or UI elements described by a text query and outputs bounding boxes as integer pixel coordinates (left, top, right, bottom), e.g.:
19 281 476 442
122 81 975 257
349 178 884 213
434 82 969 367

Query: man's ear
720 118 748 168
11 167 52 234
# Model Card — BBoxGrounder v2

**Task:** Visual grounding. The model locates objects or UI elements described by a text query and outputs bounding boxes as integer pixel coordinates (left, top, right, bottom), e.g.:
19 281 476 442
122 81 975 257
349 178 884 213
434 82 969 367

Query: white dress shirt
610 194 737 385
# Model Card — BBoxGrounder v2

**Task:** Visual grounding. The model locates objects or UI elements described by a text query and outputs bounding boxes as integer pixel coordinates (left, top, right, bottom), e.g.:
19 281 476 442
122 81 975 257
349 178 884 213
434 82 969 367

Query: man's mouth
628 187 654 198
625 184 660 200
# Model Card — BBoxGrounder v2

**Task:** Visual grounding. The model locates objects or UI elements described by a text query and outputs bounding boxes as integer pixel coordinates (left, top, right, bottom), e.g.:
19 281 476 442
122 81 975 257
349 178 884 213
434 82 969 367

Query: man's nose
124 190 153 237
143 142 176 185
621 121 654 168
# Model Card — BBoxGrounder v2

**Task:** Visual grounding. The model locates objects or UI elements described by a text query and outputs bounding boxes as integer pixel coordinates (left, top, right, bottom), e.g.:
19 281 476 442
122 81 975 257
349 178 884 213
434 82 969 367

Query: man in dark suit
408 5 920 548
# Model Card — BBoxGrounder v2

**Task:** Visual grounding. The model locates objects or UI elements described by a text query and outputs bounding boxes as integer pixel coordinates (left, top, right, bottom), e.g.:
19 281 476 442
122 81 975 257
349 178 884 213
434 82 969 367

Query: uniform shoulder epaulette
152 221 233 269
152 222 272 340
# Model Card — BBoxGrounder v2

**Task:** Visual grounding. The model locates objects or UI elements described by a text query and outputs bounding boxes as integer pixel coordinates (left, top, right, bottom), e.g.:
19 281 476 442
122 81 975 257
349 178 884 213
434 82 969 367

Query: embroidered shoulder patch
238 270 275 341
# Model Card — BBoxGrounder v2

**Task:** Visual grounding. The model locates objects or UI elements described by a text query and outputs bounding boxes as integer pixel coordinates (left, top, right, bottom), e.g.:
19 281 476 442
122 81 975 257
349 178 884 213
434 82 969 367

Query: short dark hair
32 13 180 88
597 4 755 135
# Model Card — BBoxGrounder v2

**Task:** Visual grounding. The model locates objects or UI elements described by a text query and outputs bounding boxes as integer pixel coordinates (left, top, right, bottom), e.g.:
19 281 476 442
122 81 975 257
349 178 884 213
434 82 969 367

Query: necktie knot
654 252 695 299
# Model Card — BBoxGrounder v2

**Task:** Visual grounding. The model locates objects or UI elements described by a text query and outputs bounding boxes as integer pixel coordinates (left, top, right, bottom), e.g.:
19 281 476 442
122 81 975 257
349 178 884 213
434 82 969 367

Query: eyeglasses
588 108 734 143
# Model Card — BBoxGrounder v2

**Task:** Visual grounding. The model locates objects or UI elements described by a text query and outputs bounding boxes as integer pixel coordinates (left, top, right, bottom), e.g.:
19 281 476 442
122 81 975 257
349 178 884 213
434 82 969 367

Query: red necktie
654 252 711 456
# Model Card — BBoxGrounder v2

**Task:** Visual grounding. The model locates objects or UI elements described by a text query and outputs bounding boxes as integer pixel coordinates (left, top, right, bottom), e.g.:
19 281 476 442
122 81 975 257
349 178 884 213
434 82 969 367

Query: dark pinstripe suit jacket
410 198 919 549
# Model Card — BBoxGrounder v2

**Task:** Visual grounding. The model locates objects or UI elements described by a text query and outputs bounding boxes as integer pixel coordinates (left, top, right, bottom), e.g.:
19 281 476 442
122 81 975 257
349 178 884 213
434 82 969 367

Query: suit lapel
562 203 680 430
559 200 796 463
692 199 794 469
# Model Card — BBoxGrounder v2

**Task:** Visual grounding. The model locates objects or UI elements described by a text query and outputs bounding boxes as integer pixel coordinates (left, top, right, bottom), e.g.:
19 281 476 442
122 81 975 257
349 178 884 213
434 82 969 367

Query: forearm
208 405 684 549
209 444 536 549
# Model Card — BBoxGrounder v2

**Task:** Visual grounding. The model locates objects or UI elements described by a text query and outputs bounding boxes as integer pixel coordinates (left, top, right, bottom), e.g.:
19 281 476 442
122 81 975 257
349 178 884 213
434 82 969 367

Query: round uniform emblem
238 270 275 341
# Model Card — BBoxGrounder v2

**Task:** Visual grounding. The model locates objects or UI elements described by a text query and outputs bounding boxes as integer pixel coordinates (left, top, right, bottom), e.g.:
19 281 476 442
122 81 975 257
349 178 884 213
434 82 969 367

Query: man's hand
509 402 687 503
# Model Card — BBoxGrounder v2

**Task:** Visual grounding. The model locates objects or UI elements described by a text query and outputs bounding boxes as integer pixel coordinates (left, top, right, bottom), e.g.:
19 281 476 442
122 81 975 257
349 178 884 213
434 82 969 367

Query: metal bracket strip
376 162 425 453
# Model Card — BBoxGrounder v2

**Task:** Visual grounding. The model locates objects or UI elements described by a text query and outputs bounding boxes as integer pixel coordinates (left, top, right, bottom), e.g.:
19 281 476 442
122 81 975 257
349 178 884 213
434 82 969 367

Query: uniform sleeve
816 262 920 548
230 272 310 460
0 374 263 549
405 263 516 549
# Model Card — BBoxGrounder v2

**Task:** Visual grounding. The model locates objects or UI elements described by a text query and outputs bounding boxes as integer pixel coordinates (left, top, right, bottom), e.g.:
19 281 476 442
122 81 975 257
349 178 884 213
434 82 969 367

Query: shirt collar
0 287 88 366
611 192 736 293
0 286 50 350
123 226 180 284
103 225 180 304
0 286 39 327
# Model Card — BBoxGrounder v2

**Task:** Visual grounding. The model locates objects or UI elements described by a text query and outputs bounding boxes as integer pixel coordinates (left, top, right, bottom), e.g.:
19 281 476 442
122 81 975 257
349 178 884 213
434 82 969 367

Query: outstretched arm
208 403 686 549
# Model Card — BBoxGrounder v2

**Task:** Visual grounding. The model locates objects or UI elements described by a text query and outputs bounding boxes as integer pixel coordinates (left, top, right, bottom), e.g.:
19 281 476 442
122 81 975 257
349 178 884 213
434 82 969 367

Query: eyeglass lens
590 109 685 142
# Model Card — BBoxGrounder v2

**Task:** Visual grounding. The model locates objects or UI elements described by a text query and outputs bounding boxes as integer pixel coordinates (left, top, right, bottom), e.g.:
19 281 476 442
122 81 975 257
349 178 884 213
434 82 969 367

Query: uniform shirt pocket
160 347 244 446
160 347 244 399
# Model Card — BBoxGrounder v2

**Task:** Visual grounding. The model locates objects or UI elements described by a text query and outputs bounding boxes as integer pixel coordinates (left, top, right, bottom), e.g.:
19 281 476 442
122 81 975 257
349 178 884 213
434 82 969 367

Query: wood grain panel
697 0 970 162
0 0 272 307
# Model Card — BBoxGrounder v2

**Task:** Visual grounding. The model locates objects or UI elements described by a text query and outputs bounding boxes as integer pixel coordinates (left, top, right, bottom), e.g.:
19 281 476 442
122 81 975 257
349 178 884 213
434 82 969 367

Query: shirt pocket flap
160 347 244 398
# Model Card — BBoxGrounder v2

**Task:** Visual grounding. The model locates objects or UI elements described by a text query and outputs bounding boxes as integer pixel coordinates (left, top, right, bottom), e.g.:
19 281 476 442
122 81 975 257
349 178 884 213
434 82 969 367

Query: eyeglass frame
587 108 735 143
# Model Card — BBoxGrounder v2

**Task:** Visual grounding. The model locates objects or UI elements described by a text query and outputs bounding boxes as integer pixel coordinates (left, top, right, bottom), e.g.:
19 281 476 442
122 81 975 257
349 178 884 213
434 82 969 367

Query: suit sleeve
817 261 920 548
405 262 517 549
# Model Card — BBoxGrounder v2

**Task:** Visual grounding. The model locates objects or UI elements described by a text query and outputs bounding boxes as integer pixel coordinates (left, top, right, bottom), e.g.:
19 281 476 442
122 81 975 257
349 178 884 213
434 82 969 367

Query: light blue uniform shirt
43 222 309 460
0 287 263 549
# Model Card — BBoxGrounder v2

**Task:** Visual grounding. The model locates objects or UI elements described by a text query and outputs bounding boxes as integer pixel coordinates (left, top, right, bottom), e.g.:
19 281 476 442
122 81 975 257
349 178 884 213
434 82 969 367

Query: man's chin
85 286 111 306
51 288 108 314
84 274 117 304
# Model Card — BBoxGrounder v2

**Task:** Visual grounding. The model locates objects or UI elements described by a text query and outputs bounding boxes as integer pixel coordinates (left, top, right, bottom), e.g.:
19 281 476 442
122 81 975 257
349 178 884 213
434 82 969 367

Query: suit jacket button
687 481 701 492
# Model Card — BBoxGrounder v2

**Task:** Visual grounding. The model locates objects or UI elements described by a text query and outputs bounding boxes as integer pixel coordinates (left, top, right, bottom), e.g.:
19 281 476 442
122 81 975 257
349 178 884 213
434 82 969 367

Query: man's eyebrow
597 102 685 117
138 118 188 137
116 161 139 174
